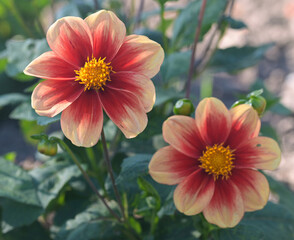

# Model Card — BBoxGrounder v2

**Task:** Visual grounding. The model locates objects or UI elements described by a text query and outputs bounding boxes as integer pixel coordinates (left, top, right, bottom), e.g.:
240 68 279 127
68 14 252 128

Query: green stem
101 129 125 221
55 138 122 223
185 0 207 98
160 4 168 51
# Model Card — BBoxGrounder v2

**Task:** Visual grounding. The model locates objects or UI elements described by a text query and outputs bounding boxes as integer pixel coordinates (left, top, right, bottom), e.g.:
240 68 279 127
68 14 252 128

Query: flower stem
185 0 207 98
55 138 122 223
101 129 125 221
160 3 168 51
93 0 99 11
133 0 145 31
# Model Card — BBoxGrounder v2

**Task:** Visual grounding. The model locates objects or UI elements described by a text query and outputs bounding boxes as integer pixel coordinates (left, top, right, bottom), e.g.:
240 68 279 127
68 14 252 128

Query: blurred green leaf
138 177 161 209
3 152 17 162
56 202 119 240
29 160 82 208
161 51 191 82
155 88 184 106
3 222 50 240
9 101 61 125
267 175 294 214
134 28 164 46
0 199 43 233
172 0 228 49
5 38 49 78
0 157 41 206
223 16 247 29
218 203 294 240
260 124 279 142
0 93 29 107
208 44 273 73
20 120 47 144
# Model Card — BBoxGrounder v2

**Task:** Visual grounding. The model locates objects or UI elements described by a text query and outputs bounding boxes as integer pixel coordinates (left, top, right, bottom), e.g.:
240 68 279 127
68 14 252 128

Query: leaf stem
55 138 122 223
185 0 207 98
101 129 125 221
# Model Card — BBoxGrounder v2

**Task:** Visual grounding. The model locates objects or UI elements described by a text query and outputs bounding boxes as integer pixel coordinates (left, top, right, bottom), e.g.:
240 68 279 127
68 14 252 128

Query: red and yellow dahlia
149 97 281 228
24 10 164 147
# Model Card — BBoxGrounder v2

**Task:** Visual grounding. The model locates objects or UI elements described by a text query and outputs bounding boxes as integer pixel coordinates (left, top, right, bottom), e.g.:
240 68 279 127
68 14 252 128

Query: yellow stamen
75 56 114 91
199 144 235 180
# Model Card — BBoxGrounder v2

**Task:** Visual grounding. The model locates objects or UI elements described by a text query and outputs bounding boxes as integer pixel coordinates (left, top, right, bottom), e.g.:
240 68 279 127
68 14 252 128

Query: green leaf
0 199 43 233
134 28 164 46
56 202 119 240
172 0 228 49
223 16 247 29
5 38 49 78
266 175 294 214
0 157 41 206
155 0 178 6
161 51 191 82
9 101 61 125
218 203 294 240
116 154 152 187
3 222 51 240
29 160 82 208
155 88 184 106
137 177 161 209
0 93 29 107
208 44 273 73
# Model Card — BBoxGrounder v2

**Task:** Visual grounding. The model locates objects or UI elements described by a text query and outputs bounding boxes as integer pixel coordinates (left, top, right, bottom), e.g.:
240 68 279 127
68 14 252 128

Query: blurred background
0 0 293 187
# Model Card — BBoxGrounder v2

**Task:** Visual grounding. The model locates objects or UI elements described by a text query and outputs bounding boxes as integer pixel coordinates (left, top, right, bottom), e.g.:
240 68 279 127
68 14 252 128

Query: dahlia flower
149 98 281 228
24 10 164 147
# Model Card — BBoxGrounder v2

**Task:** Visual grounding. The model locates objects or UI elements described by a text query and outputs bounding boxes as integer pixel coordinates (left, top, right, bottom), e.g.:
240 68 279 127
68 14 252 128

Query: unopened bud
173 98 194 116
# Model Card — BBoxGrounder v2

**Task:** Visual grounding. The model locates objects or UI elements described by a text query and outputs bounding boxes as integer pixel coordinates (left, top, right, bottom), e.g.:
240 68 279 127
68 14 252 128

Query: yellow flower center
75 56 114 91
198 144 235 180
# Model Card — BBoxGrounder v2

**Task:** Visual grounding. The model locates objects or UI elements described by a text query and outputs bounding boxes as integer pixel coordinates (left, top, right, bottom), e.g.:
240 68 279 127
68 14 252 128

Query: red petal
107 72 155 112
61 91 103 147
32 80 83 117
226 104 260 149
162 115 205 158
111 35 164 78
203 179 244 228
195 98 231 146
99 87 147 138
47 16 93 67
231 169 269 212
173 169 215 215
24 52 76 80
85 10 126 61
149 146 199 185
235 136 281 170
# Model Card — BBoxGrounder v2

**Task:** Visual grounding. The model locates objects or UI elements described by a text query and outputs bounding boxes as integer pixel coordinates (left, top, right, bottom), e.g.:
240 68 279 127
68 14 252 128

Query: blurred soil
0 0 294 187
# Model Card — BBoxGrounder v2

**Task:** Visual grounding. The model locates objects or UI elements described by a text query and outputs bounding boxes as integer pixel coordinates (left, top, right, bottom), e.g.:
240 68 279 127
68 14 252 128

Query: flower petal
99 87 147 138
85 10 126 61
231 169 269 212
61 91 103 147
111 35 164 78
107 72 155 112
195 98 231 146
149 146 199 185
235 136 281 170
47 16 93 67
24 52 76 80
203 179 244 228
162 115 205 158
32 80 83 117
173 170 215 215
226 104 261 149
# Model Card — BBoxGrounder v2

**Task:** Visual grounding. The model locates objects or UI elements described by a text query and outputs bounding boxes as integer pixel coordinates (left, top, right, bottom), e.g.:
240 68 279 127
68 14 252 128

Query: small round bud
173 98 194 116
248 96 267 116
231 99 247 108
37 139 58 156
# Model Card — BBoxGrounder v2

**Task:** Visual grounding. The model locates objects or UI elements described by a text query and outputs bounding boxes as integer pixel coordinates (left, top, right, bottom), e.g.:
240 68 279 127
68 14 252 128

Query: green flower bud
231 99 247 108
248 96 267 117
37 139 58 156
173 98 194 116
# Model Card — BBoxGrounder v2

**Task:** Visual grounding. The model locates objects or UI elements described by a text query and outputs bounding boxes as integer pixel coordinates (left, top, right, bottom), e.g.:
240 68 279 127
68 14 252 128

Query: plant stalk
55 139 122 223
101 129 125 221
185 0 207 98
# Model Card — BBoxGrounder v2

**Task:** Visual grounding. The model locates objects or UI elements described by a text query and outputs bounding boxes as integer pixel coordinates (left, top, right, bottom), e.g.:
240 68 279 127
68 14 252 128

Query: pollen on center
198 144 235 180
75 56 114 91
